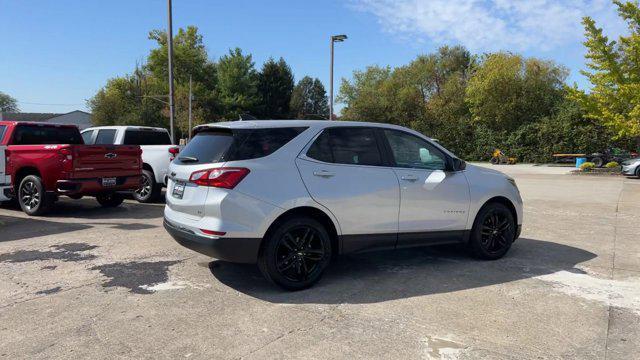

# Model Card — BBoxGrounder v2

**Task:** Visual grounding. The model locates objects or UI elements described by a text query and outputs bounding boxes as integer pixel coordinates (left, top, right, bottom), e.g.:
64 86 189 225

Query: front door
381 129 470 248
296 127 400 253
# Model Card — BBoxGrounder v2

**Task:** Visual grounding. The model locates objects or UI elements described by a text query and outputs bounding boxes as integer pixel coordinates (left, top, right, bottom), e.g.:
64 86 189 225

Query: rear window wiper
178 156 199 163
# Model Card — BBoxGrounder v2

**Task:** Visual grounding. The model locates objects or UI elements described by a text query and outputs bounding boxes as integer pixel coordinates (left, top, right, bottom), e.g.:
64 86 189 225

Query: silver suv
164 120 523 290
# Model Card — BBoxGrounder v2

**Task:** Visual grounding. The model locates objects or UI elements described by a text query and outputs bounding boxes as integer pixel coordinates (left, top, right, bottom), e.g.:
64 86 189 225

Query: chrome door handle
401 174 419 181
313 170 335 178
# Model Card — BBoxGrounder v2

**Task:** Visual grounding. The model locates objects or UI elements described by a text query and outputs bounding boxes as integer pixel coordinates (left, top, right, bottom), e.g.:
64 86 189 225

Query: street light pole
167 0 176 144
188 75 193 141
329 34 347 121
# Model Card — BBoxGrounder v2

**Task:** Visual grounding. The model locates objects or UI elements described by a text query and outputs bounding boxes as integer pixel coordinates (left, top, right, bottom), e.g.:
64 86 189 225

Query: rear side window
307 127 383 166
81 130 94 144
175 127 307 165
12 125 83 145
123 129 171 145
0 125 6 142
95 129 117 145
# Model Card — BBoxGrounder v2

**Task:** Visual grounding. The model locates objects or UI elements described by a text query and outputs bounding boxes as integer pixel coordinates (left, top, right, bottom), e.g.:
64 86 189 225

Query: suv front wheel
258 216 332 291
468 202 516 260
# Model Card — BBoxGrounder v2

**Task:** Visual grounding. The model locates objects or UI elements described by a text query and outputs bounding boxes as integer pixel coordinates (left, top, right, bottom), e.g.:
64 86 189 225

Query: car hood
622 158 640 165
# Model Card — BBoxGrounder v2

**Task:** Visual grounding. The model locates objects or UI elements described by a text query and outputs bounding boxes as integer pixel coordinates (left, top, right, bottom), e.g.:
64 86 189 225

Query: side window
81 130 94 144
94 129 117 145
0 125 6 143
306 131 333 163
307 128 383 166
383 130 447 170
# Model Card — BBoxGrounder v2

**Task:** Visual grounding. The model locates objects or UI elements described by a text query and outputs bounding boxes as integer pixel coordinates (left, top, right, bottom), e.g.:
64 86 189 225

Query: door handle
401 174 419 181
313 170 335 178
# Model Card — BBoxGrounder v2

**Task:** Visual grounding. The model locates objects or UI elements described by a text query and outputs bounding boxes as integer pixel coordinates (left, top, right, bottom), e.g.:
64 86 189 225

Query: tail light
168 146 180 161
189 167 249 189
59 147 73 172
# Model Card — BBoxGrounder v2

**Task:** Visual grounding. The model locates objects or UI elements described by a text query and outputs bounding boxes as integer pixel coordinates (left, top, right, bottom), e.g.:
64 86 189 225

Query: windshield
12 125 83 145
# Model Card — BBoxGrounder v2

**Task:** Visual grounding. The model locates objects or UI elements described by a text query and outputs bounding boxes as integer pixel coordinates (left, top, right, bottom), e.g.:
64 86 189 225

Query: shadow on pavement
1 197 165 220
0 215 91 243
209 238 596 304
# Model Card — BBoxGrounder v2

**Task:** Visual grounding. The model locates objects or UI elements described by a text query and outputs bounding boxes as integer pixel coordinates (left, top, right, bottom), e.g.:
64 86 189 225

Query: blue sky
0 0 627 114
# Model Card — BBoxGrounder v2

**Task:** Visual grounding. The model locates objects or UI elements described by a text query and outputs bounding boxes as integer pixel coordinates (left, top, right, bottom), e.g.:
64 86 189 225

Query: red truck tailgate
71 145 141 178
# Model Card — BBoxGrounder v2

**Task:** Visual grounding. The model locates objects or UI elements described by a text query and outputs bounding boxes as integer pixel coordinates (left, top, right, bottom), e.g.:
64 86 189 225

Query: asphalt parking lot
0 165 638 359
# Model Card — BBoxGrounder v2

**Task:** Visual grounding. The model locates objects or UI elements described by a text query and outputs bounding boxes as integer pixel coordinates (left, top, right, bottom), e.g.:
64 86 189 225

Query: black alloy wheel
469 202 515 260
275 226 326 283
259 217 332 290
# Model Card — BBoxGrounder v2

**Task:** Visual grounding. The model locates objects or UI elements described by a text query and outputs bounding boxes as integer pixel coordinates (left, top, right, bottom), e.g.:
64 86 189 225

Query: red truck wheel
96 193 124 208
18 175 53 216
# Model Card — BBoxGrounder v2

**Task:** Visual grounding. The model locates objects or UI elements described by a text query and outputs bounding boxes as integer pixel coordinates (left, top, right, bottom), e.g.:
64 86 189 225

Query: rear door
381 129 470 247
296 127 400 253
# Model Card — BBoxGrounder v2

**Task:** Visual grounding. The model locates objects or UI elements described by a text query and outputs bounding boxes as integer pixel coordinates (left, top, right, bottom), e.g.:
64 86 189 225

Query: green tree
465 52 568 132
290 76 329 119
256 58 295 119
570 1 640 147
217 48 259 119
0 91 19 112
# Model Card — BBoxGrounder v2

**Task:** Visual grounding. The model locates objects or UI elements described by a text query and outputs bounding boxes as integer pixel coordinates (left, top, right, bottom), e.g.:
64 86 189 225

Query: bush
580 162 596 171
605 161 619 168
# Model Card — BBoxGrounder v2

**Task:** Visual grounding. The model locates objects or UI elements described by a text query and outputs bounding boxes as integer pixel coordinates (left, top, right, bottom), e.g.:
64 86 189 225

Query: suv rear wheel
18 175 53 216
133 169 161 203
468 202 515 260
258 216 332 290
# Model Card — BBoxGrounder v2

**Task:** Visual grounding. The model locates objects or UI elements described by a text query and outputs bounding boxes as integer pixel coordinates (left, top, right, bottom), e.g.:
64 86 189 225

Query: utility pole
329 34 347 121
167 0 176 144
188 75 193 141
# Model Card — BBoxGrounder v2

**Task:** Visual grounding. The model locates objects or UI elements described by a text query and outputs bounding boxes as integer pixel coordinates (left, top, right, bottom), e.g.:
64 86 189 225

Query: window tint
0 125 6 142
123 129 171 145
383 130 447 170
175 127 307 165
306 131 333 163
329 128 383 166
81 130 94 144
95 129 117 145
12 125 83 145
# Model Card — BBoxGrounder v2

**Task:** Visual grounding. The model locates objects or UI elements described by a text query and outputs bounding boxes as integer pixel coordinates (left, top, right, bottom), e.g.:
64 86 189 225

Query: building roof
0 112 62 122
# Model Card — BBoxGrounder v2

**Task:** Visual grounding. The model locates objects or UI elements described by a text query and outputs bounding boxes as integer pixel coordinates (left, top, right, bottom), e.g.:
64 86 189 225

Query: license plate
172 181 186 199
102 177 116 187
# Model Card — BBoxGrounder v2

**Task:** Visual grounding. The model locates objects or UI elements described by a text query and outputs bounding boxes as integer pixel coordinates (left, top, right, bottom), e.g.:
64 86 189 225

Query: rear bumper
56 175 142 195
164 218 261 264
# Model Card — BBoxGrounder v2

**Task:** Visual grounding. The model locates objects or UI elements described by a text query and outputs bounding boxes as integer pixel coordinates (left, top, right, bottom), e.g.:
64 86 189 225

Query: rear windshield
12 125 83 145
123 129 171 145
174 127 307 165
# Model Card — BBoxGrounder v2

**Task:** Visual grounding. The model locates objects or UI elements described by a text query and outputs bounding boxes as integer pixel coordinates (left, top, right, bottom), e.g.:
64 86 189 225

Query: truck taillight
168 146 180 161
189 168 249 189
59 148 73 171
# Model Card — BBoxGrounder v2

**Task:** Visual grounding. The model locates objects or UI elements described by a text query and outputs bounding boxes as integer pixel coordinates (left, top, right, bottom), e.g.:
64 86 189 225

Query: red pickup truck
0 121 142 215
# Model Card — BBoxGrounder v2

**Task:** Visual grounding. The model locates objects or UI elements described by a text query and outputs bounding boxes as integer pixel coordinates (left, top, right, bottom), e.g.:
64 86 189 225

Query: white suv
164 120 523 290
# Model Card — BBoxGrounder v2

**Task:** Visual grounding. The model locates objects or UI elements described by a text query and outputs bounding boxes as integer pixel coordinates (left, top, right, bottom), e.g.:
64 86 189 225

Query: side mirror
452 158 466 171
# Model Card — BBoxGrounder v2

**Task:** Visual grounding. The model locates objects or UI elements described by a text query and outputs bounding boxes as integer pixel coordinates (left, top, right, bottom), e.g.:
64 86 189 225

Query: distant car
82 126 179 202
622 158 640 178
0 121 142 215
163 120 523 290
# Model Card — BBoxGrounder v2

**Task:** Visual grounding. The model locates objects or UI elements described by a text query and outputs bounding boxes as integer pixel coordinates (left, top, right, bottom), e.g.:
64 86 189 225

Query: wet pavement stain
90 260 180 294
0 243 98 263
41 265 57 270
35 287 62 295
